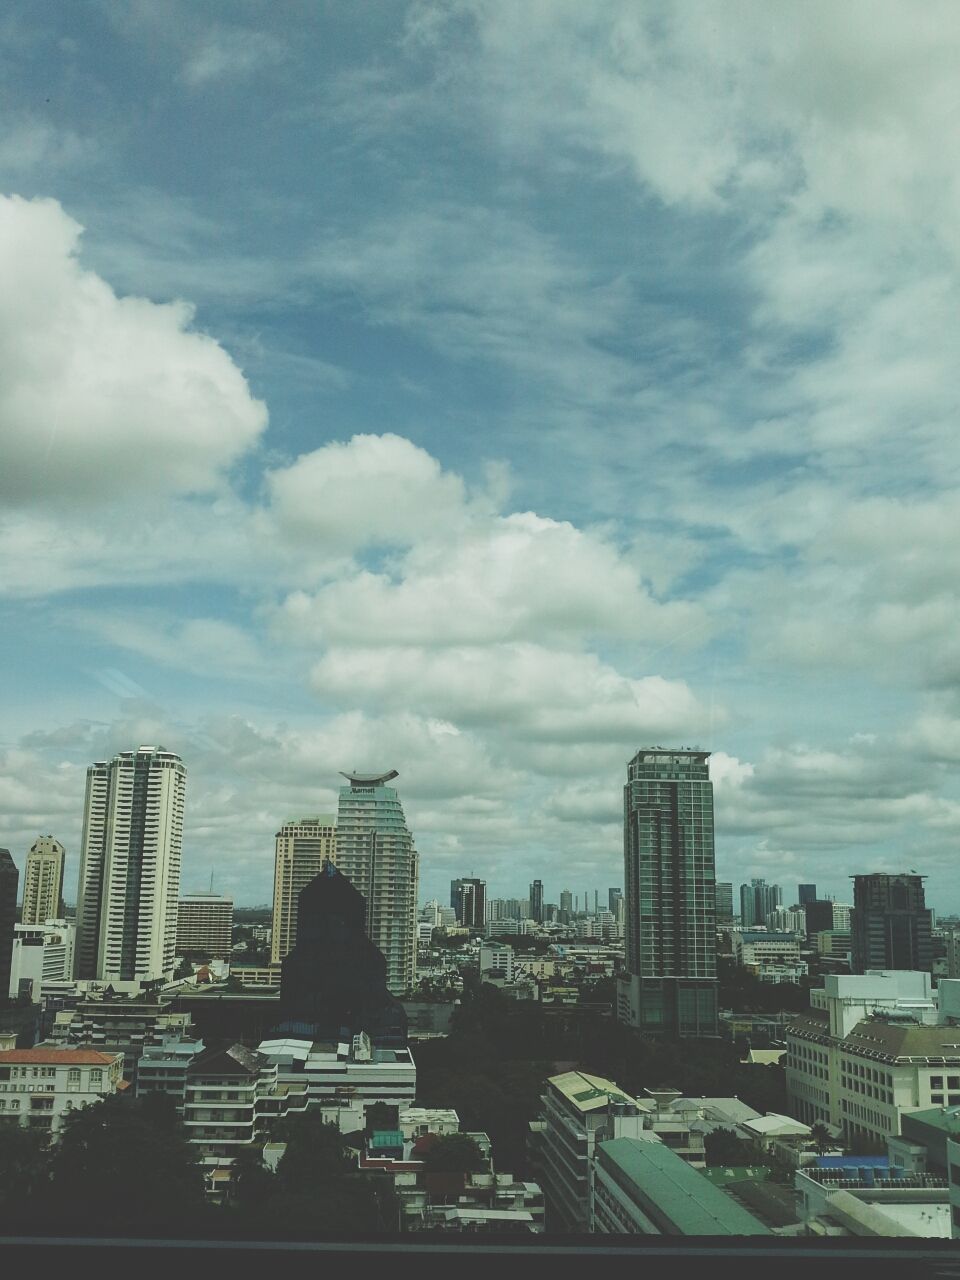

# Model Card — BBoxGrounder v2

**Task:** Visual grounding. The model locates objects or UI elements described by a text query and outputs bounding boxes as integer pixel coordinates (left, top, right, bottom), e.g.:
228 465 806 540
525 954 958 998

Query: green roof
370 1130 404 1149
901 1105 960 1135
700 1166 770 1188
598 1139 771 1236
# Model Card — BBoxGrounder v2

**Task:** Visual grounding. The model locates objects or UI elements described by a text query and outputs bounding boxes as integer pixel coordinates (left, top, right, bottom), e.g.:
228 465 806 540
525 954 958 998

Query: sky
2 1 960 909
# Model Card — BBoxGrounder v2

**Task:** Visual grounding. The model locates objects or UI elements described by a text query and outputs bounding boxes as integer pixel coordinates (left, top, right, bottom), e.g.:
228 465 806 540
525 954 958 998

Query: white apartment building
136 1034 206 1107
536 1071 661 1231
766 907 807 934
270 816 337 964
7 921 75 999
786 973 960 1144
21 836 65 926
733 930 802 969
74 746 186 983
0 1047 123 1136
479 945 514 980
485 919 530 938
832 903 853 931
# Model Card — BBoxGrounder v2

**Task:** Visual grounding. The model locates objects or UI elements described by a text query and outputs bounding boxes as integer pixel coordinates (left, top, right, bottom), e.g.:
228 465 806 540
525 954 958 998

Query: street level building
74 746 186 983
270 815 337 964
21 837 65 926
618 749 718 1036
0 1046 123 1136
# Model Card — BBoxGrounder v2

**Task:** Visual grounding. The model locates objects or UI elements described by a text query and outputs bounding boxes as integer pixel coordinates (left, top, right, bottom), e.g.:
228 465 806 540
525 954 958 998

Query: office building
832 902 852 931
739 879 782 928
0 1047 123 1136
618 749 718 1037
0 850 18 1003
176 892 234 960
785 972 960 1144
798 884 818 907
529 880 544 925
270 815 337 964
805 899 836 940
559 889 573 924
7 921 75 1000
21 836 65 926
335 771 418 996
715 882 734 924
450 878 486 929
850 874 933 974
74 746 186 983
608 887 623 916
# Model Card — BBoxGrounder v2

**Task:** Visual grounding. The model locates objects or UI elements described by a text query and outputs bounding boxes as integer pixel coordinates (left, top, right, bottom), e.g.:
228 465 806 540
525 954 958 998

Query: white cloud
0 195 267 506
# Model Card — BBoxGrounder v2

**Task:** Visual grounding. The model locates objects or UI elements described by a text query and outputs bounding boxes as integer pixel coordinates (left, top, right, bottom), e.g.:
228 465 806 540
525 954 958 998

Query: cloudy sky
2 1 960 910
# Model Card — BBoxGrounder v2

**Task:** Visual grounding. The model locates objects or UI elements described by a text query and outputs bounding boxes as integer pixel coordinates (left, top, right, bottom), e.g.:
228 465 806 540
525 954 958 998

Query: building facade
851 874 933 974
618 749 717 1037
176 892 234 959
7 921 75 1000
335 772 419 996
270 815 337 964
798 884 818 906
0 1047 123 1136
74 746 186 983
0 851 18 1003
450 878 487 929
715 882 734 924
529 880 544 925
21 836 65 926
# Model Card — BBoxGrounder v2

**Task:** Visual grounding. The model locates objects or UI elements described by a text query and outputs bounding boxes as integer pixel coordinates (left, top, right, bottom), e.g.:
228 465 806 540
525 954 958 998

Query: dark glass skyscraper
0 849 18 1002
529 879 544 924
618 749 717 1037
850 873 933 974
740 878 782 927
450 877 486 928
798 883 818 906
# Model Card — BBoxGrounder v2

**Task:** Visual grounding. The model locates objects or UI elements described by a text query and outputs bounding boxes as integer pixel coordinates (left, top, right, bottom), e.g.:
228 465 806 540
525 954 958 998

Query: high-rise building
529 880 544 924
798 883 818 906
850 873 933 974
271 816 337 964
559 889 573 924
0 850 19 1002
176 892 234 959
74 746 186 983
715 882 734 923
618 748 718 1037
739 879 782 928
335 771 419 996
450 878 486 929
608 887 623 917
22 836 65 925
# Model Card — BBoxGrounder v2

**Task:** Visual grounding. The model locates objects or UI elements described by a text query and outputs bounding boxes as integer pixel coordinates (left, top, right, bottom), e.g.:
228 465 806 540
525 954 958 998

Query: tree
419 1133 486 1174
810 1122 833 1154
704 1126 753 1167
47 1095 207 1236
0 1126 52 1231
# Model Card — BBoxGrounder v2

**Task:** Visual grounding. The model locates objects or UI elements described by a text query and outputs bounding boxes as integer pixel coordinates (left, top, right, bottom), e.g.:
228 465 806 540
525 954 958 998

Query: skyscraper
21 835 65 925
740 879 782 927
850 873 933 974
715 882 734 924
0 850 18 1002
619 748 718 1037
74 746 186 982
608 887 623 916
798 883 818 906
529 880 544 924
271 816 337 964
559 888 573 924
335 770 419 996
450 877 487 929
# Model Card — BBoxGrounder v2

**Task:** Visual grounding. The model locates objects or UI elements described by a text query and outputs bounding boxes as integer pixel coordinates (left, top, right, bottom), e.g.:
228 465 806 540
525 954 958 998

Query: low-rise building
478 945 514 980
733 930 802 969
796 1159 949 1237
7 922 76 1000
257 1032 417 1110
47 992 194 1083
591 1138 770 1235
136 1034 206 1108
0 1046 124 1136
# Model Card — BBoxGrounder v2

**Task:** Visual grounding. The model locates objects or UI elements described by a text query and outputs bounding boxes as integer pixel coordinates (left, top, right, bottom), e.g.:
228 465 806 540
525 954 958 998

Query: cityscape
2 744 960 1240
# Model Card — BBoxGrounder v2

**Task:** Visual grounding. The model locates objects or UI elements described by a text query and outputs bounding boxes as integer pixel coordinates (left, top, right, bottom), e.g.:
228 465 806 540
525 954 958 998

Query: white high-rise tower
335 770 419 996
74 746 186 982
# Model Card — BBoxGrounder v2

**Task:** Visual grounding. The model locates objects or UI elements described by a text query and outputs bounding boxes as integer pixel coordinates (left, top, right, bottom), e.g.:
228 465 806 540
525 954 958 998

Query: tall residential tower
335 771 418 996
618 748 718 1037
21 836 66 925
271 816 337 964
74 746 186 983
